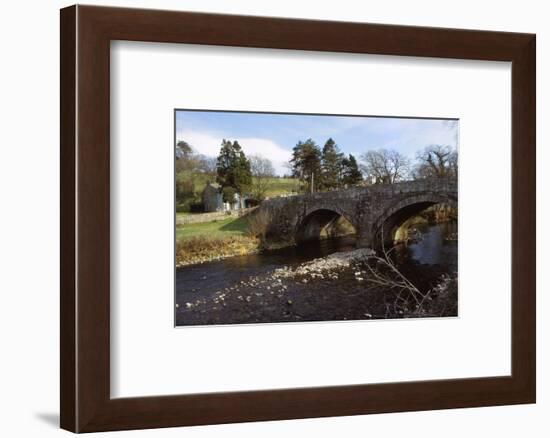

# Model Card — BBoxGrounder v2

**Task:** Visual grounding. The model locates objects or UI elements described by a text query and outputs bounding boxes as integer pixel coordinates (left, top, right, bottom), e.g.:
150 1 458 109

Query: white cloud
177 129 292 175
361 119 459 159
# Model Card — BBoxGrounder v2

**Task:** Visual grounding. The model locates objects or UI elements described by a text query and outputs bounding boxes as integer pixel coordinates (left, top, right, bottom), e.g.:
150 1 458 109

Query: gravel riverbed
174 248 412 326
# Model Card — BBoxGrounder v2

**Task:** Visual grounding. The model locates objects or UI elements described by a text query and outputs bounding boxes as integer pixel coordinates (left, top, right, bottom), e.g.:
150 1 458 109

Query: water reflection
393 222 458 270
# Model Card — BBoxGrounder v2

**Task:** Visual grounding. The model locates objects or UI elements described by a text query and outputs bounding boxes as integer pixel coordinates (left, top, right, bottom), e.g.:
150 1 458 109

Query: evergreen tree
290 139 322 193
321 138 344 190
221 186 237 204
342 154 363 186
216 139 252 207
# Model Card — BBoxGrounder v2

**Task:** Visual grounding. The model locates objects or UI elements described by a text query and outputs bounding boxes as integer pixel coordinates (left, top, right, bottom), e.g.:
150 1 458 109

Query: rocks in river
272 248 375 280
179 248 378 318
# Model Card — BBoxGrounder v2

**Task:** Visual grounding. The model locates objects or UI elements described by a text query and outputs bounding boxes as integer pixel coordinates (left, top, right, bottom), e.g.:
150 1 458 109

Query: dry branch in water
359 247 430 316
246 209 271 239
357 227 442 317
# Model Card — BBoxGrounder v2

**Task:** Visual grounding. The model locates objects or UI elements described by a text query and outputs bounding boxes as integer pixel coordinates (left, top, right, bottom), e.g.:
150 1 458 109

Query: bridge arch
296 207 356 243
372 193 457 247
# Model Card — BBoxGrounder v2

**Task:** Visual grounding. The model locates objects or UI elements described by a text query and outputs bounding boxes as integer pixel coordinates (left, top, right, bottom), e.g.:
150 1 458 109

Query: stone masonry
258 178 457 248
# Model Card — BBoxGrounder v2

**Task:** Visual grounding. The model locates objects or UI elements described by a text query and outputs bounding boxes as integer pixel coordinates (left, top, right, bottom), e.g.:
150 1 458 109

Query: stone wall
176 207 257 225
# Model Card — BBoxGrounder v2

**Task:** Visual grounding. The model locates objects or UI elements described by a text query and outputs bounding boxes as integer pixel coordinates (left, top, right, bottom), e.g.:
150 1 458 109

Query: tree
176 140 193 159
414 145 458 179
341 154 363 186
175 140 200 172
196 154 217 175
249 155 275 202
321 138 344 190
174 141 200 210
216 139 252 208
360 148 411 184
221 186 237 204
290 139 322 193
175 178 195 205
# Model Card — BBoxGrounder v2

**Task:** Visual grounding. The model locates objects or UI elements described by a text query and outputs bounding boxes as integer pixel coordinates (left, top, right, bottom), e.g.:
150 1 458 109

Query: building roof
204 181 221 190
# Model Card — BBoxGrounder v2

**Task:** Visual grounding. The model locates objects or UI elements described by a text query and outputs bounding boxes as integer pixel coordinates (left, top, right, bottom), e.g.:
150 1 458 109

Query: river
175 222 458 326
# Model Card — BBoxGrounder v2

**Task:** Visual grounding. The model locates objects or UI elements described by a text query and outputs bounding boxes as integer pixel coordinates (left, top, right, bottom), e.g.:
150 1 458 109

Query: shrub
175 179 195 204
189 202 205 213
423 275 458 317
246 209 271 239
175 203 188 213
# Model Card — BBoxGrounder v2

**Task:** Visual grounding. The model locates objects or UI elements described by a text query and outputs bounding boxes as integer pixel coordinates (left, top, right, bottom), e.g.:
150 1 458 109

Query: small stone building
201 182 224 212
201 182 244 212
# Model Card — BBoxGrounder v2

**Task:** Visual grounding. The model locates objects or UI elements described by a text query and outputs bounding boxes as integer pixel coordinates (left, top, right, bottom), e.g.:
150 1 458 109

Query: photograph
174 110 458 326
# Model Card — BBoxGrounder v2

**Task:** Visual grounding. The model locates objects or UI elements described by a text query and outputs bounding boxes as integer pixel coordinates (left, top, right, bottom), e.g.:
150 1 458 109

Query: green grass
176 170 299 199
263 177 300 197
176 216 249 241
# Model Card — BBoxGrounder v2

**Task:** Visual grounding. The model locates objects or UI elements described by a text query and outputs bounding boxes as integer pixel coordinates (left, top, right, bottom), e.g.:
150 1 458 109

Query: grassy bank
175 207 300 266
263 177 300 197
176 216 249 240
176 216 258 266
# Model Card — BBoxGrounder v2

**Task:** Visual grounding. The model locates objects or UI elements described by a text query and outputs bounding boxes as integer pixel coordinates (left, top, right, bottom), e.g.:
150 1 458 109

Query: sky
175 110 459 176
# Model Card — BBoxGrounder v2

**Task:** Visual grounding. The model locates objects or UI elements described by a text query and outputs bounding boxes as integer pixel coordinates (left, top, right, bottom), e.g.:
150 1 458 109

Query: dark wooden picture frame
60 5 536 433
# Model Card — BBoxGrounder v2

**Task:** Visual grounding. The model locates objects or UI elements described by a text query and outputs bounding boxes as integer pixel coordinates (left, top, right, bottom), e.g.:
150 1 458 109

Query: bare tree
175 148 217 176
196 154 217 175
360 149 411 184
249 155 276 201
414 145 458 179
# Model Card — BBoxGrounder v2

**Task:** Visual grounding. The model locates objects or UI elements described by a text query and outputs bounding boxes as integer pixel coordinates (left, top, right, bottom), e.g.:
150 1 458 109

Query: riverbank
175 235 259 267
176 215 256 266
176 237 458 326
175 236 297 267
175 211 300 266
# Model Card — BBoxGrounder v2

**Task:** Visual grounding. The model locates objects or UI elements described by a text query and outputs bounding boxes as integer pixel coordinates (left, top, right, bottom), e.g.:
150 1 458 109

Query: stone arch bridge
258 178 457 248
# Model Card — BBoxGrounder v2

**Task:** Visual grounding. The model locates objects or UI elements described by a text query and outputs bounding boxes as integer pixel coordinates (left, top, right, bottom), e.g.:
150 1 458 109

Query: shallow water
175 223 457 325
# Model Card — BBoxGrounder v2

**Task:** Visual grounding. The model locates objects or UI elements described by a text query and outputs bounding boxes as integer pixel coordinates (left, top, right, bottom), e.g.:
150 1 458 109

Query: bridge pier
355 226 373 249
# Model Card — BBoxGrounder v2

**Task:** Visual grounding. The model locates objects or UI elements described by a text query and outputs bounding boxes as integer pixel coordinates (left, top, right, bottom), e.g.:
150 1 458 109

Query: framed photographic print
60 5 535 433
173 110 459 326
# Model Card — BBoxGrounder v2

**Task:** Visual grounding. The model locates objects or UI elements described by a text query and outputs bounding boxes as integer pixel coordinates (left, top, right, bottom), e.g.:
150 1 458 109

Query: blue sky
176 110 459 175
